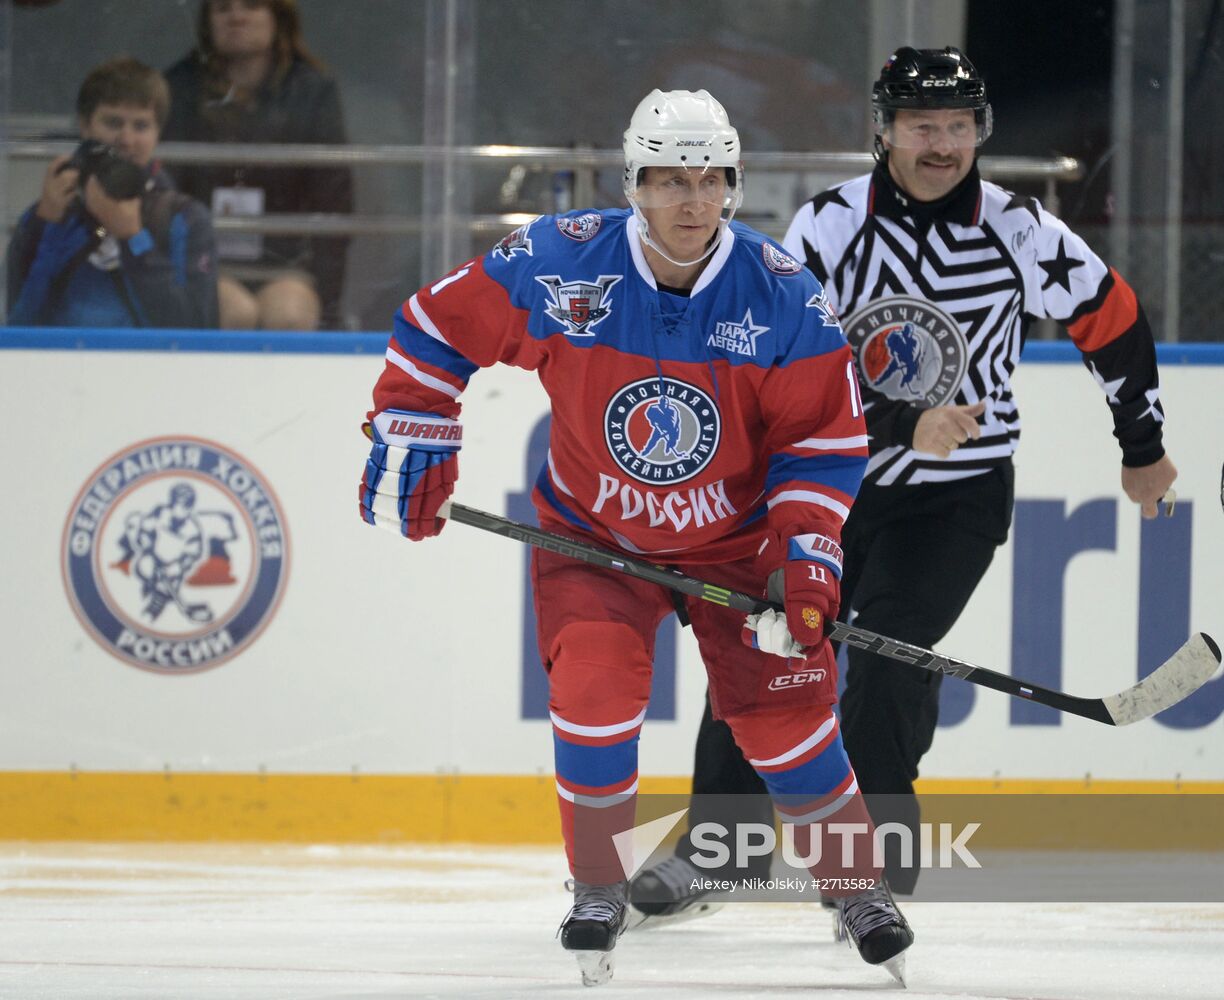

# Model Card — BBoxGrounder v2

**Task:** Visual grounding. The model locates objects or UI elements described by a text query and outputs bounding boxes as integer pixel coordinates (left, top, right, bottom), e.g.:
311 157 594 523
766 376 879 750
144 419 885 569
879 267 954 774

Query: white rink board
0 345 1220 781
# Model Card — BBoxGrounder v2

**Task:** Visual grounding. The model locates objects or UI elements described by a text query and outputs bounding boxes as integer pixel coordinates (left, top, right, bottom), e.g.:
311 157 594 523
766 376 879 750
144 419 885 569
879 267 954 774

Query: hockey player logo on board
63 436 289 674
111 482 240 624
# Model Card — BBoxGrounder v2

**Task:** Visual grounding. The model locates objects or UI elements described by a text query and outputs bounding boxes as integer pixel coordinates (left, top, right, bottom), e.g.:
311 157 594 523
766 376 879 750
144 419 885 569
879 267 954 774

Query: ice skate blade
574 949 615 986
881 952 907 987
624 900 723 932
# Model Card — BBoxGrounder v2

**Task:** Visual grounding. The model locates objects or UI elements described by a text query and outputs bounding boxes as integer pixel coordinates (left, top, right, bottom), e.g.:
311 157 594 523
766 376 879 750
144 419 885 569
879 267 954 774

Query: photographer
7 57 218 329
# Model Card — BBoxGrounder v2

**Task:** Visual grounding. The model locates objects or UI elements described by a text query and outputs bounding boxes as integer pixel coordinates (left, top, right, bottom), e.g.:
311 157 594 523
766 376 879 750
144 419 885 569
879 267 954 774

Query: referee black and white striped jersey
783 162 1166 487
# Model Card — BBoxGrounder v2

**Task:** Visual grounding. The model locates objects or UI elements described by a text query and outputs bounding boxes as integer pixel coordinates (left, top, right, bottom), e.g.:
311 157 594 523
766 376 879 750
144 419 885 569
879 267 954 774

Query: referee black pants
677 465 1015 893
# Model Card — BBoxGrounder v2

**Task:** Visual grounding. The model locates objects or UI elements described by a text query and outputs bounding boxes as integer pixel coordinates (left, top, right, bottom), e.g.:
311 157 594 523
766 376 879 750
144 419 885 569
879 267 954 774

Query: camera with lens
58 139 151 201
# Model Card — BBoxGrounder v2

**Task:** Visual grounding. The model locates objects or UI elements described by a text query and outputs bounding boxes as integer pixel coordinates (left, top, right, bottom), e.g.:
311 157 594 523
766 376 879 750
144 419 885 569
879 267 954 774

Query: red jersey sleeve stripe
765 484 856 524
383 341 465 399
404 292 452 346
786 433 870 453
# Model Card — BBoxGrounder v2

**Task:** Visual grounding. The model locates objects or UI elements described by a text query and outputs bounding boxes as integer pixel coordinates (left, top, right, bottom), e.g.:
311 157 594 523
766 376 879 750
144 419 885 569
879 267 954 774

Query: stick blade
1103 632 1222 725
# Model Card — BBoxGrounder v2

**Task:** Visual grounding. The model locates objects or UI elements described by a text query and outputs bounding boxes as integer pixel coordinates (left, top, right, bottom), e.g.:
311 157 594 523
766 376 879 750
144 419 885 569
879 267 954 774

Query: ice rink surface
1 842 1221 1000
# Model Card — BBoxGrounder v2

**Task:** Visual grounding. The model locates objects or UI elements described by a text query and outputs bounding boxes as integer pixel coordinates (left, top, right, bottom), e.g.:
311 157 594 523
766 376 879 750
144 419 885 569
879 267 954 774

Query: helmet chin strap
629 200 734 269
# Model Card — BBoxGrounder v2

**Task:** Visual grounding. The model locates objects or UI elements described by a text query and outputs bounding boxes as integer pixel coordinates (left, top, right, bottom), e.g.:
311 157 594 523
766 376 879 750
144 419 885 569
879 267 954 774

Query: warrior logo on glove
360 409 462 541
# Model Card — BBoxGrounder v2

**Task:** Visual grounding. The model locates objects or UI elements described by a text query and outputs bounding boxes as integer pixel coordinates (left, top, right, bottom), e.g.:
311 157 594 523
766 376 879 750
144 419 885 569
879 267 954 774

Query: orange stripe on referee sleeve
1067 268 1138 352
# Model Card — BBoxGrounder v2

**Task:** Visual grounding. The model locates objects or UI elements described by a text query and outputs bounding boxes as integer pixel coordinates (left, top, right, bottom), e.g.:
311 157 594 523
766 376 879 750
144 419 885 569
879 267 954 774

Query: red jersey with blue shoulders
368 208 868 564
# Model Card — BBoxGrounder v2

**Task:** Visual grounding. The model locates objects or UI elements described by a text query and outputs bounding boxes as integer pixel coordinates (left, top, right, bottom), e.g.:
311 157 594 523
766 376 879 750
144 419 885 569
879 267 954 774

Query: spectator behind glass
163 0 354 330
7 57 218 329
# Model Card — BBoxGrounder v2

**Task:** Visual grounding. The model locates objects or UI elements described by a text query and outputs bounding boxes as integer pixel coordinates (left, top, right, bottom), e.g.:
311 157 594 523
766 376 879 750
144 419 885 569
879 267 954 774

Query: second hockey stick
437 501 1220 727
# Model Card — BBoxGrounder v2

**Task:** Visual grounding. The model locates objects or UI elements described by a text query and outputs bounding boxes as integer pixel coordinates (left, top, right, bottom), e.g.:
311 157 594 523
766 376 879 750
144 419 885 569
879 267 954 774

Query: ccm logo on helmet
922 78 957 87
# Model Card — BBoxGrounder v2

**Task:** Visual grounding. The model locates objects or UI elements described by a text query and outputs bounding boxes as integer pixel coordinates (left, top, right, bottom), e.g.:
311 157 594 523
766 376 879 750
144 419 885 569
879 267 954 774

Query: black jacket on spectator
162 53 354 326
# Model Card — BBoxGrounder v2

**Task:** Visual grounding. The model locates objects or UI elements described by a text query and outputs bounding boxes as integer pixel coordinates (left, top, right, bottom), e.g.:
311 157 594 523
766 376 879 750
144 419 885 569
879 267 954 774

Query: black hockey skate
559 880 628 986
834 881 914 985
625 855 724 931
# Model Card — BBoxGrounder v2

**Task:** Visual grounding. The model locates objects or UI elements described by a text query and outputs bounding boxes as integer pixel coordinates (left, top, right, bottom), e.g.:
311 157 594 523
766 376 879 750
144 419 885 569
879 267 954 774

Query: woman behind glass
164 0 354 330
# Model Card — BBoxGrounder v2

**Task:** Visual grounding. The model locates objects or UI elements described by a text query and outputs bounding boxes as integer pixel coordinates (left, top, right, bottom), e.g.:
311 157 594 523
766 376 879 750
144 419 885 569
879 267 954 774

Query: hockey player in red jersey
359 89 912 985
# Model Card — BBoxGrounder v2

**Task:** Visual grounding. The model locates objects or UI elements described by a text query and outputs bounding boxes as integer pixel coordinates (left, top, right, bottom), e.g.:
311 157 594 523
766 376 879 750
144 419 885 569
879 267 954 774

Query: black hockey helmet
872 46 992 145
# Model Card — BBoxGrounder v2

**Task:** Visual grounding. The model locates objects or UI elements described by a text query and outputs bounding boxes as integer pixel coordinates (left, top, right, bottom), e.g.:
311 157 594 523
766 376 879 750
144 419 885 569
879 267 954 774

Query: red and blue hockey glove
742 532 843 659
359 409 461 541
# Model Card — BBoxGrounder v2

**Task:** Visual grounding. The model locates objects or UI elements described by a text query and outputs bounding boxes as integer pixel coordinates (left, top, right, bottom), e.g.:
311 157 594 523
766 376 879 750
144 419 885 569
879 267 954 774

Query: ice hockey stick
433 501 1220 727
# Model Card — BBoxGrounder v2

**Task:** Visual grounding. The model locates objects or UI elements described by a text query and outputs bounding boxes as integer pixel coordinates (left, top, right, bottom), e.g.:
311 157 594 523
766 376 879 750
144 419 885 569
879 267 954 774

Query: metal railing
8 139 1083 176
5 140 1082 240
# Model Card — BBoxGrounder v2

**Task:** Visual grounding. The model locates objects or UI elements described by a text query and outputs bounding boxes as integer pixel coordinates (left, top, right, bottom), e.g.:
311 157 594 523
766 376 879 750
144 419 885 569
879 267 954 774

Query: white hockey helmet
622 89 744 265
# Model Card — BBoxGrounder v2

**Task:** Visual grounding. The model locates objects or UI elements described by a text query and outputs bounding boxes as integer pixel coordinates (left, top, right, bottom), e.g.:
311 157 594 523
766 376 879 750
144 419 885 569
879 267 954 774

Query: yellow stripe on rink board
0 771 1220 844
0 772 687 843
915 777 1224 795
